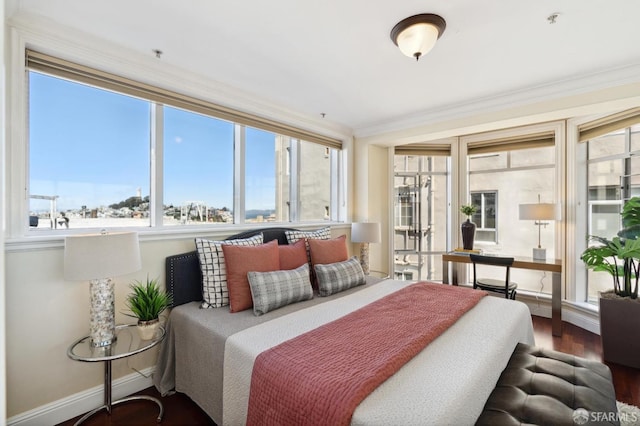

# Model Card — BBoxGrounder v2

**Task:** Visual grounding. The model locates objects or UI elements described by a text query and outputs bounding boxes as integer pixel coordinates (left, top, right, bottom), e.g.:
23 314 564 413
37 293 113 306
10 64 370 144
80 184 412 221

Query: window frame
459 121 565 290
7 46 349 242
583 126 640 303
470 190 498 243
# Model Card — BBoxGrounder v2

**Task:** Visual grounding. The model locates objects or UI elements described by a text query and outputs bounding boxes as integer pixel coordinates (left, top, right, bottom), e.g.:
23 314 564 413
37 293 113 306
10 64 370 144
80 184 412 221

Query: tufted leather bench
476 343 619 426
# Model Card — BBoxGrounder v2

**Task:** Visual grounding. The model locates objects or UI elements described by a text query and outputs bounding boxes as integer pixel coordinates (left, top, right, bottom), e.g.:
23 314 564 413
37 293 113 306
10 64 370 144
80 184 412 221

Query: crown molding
8 12 353 142
355 60 640 140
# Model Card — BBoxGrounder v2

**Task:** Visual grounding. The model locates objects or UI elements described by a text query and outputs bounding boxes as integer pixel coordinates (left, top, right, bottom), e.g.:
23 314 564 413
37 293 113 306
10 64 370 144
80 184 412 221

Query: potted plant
124 276 172 340
581 196 640 368
459 204 478 250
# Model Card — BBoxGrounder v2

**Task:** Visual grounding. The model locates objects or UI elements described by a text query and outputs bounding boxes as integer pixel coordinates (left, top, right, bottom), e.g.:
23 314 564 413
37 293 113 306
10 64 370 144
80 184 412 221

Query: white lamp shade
64 232 142 281
396 23 440 59
519 203 557 221
351 222 381 243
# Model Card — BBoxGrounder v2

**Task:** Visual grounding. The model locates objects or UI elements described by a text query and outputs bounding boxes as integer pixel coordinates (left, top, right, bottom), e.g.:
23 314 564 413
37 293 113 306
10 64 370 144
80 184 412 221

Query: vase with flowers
460 204 478 250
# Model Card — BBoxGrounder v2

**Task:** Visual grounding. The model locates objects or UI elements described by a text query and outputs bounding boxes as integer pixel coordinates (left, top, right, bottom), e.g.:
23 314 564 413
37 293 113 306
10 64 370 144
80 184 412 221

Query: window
585 125 640 302
470 191 497 243
26 51 341 231
29 72 151 229
393 152 450 281
163 106 234 226
464 127 558 294
394 271 414 281
298 140 332 221
245 127 278 222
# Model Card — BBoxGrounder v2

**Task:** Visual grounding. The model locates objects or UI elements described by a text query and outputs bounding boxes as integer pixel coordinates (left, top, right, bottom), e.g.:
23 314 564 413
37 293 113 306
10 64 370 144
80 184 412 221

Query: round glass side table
369 270 390 279
67 323 165 425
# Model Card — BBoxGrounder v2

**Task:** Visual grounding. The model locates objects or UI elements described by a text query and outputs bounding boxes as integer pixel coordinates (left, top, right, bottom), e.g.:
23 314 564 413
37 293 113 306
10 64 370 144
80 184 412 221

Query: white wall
351 143 389 274
5 238 192 416
1 0 8 422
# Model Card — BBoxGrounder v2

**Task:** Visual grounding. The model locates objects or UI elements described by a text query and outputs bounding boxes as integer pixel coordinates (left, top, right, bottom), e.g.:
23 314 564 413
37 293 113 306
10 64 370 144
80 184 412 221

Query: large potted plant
460 204 478 250
124 276 172 340
581 196 640 368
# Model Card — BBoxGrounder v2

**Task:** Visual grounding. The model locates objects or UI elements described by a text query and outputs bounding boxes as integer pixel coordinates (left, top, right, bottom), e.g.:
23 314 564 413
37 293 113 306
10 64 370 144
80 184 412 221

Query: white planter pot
137 318 160 340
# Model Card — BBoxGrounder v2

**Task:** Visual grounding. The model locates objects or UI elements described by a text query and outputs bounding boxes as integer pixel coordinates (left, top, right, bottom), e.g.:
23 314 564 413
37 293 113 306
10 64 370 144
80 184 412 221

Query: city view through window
28 72 333 230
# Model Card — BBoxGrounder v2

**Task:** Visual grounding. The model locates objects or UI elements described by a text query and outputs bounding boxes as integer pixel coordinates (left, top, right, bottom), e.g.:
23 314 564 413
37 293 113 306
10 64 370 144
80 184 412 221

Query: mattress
153 279 534 425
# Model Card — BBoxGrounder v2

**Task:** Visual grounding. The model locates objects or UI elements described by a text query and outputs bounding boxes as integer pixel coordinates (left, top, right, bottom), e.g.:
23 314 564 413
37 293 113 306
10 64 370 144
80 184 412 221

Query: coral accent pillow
279 239 308 270
308 235 348 267
222 240 280 313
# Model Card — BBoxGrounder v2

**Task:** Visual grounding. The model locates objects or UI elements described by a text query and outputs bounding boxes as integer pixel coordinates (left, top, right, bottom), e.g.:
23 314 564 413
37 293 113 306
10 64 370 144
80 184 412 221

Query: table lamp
519 196 557 260
64 231 141 347
351 222 381 275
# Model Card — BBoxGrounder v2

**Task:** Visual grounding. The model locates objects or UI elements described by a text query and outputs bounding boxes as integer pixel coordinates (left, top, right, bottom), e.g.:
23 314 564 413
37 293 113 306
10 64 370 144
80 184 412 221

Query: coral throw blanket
246 282 486 426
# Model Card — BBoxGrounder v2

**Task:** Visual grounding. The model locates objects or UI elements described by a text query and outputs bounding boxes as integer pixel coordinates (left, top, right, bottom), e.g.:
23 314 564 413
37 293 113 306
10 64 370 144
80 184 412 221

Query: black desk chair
469 254 518 300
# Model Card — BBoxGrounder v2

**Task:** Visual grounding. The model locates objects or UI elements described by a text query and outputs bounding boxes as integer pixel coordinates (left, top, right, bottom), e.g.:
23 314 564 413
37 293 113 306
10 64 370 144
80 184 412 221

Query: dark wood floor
58 315 640 425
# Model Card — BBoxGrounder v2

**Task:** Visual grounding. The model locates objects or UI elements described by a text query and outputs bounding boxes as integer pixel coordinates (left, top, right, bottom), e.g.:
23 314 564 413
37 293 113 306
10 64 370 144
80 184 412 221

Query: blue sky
29 72 275 212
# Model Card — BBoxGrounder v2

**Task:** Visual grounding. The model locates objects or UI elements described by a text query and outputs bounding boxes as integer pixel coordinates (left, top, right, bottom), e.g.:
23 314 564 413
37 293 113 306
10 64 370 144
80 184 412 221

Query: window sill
564 300 599 314
5 221 349 252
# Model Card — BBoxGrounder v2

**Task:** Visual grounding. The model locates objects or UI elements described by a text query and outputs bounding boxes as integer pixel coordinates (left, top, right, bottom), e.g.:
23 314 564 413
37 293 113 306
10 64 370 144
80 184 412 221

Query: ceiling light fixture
390 13 446 61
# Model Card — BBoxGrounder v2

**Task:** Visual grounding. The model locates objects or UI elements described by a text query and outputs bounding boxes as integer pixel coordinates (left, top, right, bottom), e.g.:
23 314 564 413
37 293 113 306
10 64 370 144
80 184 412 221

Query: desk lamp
64 231 141 347
519 196 556 260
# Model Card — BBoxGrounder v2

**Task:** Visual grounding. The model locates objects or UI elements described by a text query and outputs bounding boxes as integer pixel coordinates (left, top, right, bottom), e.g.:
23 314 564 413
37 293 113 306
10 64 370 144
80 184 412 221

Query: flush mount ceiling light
390 13 446 61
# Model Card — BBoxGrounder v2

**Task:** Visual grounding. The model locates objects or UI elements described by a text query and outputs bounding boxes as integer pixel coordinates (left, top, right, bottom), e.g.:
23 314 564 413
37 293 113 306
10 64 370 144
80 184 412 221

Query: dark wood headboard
165 227 298 307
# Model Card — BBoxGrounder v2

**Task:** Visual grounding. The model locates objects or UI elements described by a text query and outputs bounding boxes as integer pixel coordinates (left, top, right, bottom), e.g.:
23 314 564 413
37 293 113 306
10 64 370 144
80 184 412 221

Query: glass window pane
29 72 150 230
588 159 623 201
589 202 622 240
468 152 507 171
468 142 556 293
588 269 614 301
470 191 497 243
246 127 277 222
628 157 640 198
299 141 332 221
395 156 420 172
484 192 496 228
588 132 626 159
393 155 449 281
585 126 640 303
163 106 234 226
510 146 554 167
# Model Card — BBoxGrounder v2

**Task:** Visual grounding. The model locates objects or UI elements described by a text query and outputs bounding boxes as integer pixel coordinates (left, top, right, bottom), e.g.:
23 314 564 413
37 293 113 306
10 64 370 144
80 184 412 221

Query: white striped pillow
195 234 264 308
314 256 366 297
247 263 314 316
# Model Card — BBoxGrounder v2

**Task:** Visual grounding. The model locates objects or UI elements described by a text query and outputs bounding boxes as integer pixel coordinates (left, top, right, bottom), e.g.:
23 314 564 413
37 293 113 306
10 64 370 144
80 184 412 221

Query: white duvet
223 280 535 426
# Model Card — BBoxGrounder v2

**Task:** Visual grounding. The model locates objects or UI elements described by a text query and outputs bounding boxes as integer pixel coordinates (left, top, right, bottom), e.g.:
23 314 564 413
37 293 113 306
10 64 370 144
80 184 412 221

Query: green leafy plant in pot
581 196 640 367
460 204 478 250
124 276 172 340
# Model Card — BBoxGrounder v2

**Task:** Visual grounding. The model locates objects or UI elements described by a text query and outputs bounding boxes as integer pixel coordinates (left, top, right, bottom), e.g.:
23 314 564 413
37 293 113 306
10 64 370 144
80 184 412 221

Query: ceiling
7 0 640 136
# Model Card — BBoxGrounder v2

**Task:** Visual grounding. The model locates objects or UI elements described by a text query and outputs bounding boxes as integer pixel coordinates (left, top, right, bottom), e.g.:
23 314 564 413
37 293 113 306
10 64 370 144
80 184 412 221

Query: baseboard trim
518 292 601 335
7 367 154 426
563 306 601 335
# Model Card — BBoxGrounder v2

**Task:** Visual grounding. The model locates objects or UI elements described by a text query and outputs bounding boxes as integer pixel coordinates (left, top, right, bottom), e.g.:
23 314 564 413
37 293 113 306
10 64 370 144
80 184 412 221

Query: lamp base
89 278 116 347
532 247 546 260
359 243 370 275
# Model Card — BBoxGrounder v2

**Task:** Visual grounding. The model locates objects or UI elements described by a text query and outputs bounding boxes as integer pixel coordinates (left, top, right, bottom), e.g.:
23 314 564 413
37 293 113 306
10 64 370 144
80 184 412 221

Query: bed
153 227 535 425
